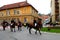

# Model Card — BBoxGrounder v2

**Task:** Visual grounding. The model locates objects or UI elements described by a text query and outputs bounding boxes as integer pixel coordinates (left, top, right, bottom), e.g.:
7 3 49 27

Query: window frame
14 9 20 15
6 10 10 16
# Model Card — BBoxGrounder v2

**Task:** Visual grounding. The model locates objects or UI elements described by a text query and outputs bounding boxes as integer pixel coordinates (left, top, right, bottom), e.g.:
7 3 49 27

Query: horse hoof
29 32 32 34
29 33 32 34
35 32 37 34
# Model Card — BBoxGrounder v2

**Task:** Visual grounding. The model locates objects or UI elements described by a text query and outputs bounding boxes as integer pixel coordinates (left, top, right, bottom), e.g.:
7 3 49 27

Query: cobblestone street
0 27 60 40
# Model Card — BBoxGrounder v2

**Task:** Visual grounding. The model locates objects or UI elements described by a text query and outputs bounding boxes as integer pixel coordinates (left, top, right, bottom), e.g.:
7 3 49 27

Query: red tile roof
0 1 38 12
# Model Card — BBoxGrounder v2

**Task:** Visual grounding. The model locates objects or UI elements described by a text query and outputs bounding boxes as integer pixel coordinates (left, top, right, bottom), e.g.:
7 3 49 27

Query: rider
2 20 8 31
33 19 37 27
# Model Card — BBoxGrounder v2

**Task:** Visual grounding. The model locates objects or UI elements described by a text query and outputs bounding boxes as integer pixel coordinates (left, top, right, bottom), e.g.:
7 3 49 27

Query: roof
0 1 38 12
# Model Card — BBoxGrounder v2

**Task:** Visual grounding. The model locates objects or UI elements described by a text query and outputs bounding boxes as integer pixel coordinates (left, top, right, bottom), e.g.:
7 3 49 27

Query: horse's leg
35 29 37 34
35 27 37 34
39 28 41 35
29 27 32 34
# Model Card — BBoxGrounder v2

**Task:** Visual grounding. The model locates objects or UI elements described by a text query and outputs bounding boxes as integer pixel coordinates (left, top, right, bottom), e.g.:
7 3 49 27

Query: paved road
0 27 60 40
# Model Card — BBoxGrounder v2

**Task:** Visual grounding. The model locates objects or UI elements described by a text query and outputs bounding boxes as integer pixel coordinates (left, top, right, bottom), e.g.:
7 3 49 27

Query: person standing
17 20 22 31
2 20 7 31
10 19 16 32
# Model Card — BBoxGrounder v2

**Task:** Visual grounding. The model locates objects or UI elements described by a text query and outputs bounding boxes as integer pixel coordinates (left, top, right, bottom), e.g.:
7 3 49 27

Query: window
14 9 20 15
6 10 10 16
14 9 17 15
0 12 3 16
17 11 20 14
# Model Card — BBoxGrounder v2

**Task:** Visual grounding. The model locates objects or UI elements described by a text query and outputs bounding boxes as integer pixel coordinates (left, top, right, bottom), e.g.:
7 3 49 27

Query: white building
51 0 60 23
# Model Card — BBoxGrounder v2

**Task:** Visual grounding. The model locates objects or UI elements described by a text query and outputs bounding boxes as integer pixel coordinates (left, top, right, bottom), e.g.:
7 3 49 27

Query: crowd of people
1 19 22 32
0 19 42 35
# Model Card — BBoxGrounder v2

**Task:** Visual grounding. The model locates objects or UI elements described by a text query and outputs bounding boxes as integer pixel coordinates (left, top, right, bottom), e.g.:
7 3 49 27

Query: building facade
51 0 60 23
39 14 50 23
0 1 39 24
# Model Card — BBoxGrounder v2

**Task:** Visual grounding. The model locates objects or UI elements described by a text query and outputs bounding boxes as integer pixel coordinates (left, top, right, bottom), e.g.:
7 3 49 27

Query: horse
28 20 42 35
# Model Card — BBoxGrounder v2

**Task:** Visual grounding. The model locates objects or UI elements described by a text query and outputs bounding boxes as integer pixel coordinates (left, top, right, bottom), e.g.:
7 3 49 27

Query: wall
0 6 39 24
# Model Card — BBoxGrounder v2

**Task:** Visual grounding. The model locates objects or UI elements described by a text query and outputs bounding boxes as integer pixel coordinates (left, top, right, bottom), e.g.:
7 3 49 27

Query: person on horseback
35 19 42 35
33 19 37 27
28 19 37 34
28 19 42 35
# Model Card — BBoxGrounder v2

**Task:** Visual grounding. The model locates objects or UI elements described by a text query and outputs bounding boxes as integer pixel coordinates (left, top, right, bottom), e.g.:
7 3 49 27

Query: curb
31 29 60 34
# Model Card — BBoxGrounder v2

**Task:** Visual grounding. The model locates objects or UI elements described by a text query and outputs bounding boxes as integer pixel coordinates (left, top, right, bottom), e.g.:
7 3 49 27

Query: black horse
28 20 42 35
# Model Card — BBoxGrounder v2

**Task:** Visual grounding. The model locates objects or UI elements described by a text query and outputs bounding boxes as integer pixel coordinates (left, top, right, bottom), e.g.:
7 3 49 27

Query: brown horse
28 20 42 35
